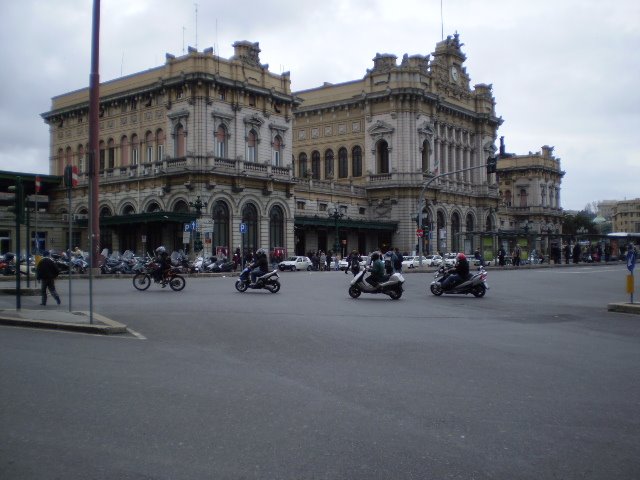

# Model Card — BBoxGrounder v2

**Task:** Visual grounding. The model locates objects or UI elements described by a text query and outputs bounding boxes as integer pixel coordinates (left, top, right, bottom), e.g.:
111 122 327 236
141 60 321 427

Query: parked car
401 256 428 269
425 254 443 266
444 253 458 267
279 256 312 271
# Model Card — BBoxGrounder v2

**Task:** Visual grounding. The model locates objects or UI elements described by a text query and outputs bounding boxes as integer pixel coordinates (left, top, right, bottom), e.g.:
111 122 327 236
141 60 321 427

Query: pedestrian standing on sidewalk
36 251 61 306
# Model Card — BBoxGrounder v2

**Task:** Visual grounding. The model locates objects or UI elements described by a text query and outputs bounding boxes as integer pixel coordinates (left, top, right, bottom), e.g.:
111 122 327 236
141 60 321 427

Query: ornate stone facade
292 33 502 256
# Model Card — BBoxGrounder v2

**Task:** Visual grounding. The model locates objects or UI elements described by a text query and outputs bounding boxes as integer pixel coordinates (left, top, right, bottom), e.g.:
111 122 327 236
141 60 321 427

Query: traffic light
486 156 498 174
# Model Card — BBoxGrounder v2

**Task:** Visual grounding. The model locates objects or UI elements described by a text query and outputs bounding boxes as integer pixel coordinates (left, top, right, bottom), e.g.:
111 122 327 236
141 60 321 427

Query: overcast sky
0 0 637 210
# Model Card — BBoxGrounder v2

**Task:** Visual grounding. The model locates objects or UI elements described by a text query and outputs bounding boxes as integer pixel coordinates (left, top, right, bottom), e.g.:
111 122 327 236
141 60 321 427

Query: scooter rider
366 252 387 287
250 249 270 286
441 252 470 290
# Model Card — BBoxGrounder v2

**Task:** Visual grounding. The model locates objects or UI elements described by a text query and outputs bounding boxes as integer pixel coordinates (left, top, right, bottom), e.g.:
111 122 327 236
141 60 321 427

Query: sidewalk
0 307 128 334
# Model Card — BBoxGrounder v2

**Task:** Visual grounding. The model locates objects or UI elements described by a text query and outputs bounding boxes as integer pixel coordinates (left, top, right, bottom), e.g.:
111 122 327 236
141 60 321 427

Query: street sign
35 176 41 193
627 249 636 273
240 222 247 234
184 223 191 232
416 228 424 238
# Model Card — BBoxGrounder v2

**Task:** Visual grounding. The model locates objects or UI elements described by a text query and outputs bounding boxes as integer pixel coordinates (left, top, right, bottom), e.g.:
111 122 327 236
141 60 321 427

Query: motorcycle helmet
256 248 267 255
456 252 466 261
155 246 167 255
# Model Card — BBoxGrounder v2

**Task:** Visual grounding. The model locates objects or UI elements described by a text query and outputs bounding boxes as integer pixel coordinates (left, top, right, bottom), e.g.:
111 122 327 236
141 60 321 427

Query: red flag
35 176 41 193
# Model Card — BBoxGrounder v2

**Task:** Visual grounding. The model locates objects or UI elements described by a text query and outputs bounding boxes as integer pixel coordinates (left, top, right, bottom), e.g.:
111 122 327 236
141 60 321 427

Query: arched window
65 146 72 169
466 213 474 233
376 140 389 174
311 151 320 180
298 152 308 177
272 135 282 166
173 200 189 213
421 140 430 172
107 138 115 169
269 205 285 252
451 212 461 252
77 144 85 173
503 190 512 206
156 129 165 162
98 140 105 171
519 188 528 208
175 125 185 158
99 206 112 217
247 130 257 162
215 125 227 158
242 203 259 254
324 149 334 179
57 148 64 175
146 202 161 213
120 136 129 166
352 146 362 177
485 215 494 232
131 134 139 165
122 204 135 215
338 147 348 178
145 131 154 163
213 200 230 251
436 210 447 252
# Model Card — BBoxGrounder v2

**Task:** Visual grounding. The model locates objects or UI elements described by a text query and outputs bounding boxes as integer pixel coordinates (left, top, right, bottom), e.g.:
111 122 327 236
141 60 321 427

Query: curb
0 310 128 334
607 303 640 315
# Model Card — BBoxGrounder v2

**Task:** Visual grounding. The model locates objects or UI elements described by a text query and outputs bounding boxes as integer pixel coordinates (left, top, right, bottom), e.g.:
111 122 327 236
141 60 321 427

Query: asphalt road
1 265 639 479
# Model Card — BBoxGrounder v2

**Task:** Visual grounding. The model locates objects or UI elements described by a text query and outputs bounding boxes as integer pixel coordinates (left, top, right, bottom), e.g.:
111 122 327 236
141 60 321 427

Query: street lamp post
189 196 207 254
328 205 344 257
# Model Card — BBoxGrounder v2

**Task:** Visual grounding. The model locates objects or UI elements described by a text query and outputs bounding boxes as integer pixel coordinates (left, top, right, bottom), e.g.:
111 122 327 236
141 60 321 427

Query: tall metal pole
87 0 101 325
68 186 73 312
14 177 23 310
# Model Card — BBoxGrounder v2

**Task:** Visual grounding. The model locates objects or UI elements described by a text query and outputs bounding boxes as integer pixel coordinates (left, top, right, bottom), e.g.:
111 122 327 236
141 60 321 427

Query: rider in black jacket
250 249 270 285
442 253 470 290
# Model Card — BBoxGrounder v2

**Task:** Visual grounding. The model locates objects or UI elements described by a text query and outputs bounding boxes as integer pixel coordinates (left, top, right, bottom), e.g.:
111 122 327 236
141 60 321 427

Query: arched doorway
242 203 259 256
451 212 461 253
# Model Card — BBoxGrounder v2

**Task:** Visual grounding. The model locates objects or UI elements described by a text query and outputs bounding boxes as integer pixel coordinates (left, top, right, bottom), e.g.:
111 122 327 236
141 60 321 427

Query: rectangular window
157 144 164 161
296 201 305 210
146 146 153 163
247 146 256 162
132 147 139 165
273 150 280 166
99 149 105 171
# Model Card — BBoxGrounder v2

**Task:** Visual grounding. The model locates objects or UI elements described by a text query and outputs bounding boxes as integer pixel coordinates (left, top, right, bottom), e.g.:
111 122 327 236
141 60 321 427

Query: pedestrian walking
36 251 61 306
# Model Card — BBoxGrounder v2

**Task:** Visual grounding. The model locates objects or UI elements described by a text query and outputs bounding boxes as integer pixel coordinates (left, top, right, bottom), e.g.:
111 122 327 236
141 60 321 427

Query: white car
401 256 429 269
278 256 312 271
444 253 458 267
339 255 370 271
425 254 443 266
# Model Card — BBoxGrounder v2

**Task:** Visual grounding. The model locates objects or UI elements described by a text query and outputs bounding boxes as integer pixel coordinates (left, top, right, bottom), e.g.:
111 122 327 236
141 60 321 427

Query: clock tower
431 32 468 87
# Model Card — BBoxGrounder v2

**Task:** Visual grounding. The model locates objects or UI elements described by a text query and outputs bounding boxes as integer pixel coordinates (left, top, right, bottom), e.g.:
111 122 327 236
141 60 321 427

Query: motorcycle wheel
169 275 186 291
472 285 486 298
388 287 403 300
133 273 151 291
267 281 281 293
348 285 361 298
235 280 248 292
430 283 443 296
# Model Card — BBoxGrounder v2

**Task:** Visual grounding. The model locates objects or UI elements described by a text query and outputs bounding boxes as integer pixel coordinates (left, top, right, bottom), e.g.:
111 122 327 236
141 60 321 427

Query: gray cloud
0 0 638 210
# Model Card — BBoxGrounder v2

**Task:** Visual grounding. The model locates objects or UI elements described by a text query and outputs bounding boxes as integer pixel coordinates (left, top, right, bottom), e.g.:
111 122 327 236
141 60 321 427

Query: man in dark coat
36 251 61 306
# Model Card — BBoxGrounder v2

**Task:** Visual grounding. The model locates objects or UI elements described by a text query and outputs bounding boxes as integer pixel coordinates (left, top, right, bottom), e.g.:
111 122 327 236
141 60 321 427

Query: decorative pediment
367 120 395 140
167 109 189 128
243 113 265 128
211 110 233 129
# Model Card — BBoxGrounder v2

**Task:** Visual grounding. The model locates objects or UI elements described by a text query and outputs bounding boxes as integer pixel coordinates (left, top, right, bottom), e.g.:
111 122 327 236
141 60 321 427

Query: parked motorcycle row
0 251 89 276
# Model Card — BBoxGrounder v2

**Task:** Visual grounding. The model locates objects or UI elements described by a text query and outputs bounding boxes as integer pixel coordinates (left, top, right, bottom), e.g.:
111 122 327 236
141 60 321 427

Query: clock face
451 66 459 82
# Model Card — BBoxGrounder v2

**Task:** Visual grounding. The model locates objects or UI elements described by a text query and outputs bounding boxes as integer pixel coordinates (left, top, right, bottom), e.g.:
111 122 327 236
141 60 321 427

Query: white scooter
348 268 405 300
